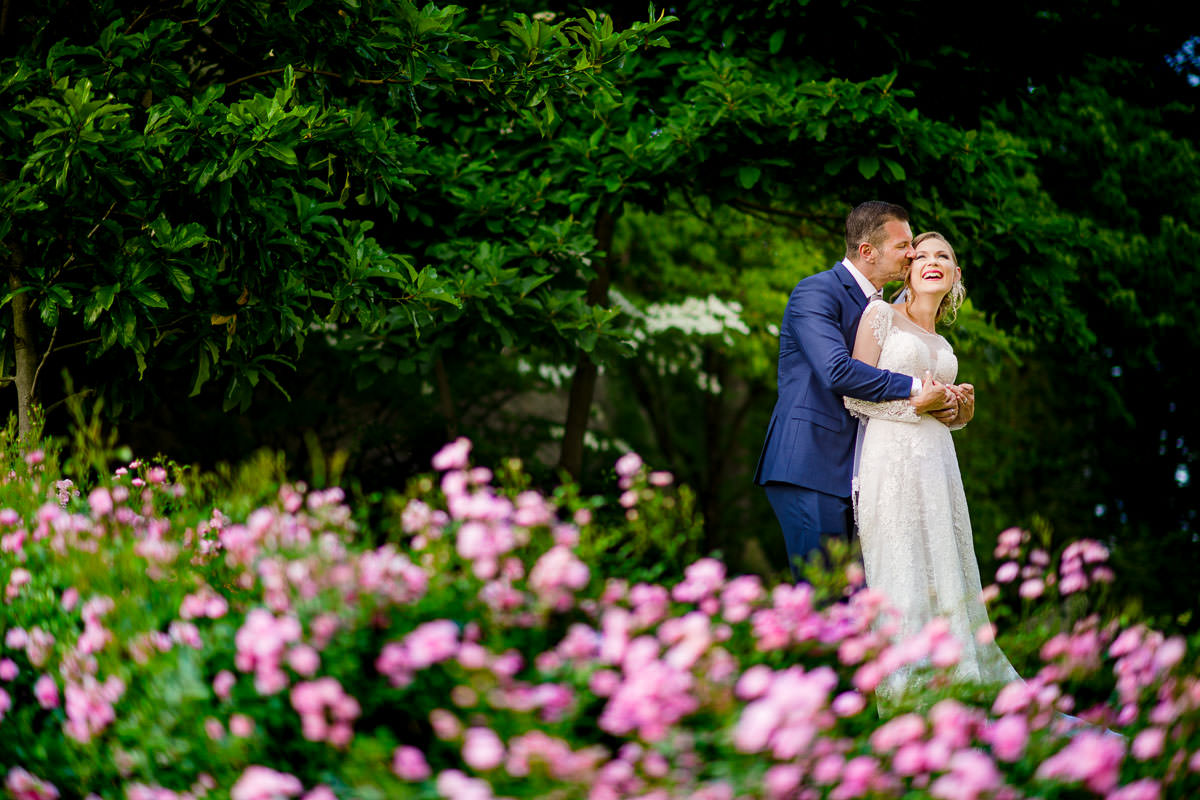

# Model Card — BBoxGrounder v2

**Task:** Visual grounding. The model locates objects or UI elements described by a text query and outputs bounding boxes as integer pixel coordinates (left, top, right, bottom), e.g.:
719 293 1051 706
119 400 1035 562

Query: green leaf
768 29 786 55
882 158 906 181
857 155 880 180
737 166 761 190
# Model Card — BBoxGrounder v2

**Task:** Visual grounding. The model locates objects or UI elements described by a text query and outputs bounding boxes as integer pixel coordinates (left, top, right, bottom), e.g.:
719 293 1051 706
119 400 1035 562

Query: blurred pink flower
393 745 432 781
986 714 1028 762
1131 727 1166 760
0 659 16 681
870 713 926 752
5 768 59 800
230 714 255 737
463 727 506 770
672 558 726 603
614 452 642 478
87 488 113 517
213 670 236 701
648 471 673 486
832 691 866 717
34 674 59 709
929 749 1001 800
1107 779 1162 800
432 438 471 471
994 562 1019 583
287 645 320 677
1035 730 1126 793
1019 578 1045 600
204 717 225 740
230 767 302 800
435 770 493 800
764 765 802 799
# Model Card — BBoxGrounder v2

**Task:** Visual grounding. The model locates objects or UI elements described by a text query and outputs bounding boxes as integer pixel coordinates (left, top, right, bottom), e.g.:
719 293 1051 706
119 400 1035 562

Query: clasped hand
910 371 974 427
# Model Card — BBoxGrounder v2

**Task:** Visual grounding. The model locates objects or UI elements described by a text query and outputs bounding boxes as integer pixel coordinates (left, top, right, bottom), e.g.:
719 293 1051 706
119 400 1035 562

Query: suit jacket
754 262 914 496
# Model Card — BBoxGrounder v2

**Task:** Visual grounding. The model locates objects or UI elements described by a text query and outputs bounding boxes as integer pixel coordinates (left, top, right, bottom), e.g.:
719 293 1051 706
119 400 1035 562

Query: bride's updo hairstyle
904 231 966 325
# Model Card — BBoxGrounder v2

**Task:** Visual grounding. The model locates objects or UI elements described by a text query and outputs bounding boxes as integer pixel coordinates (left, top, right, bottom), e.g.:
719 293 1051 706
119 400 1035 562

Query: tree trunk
7 271 38 439
558 207 617 477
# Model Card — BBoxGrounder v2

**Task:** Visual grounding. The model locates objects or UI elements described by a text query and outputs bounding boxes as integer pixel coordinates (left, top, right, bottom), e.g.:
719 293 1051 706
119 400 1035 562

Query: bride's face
909 238 960 298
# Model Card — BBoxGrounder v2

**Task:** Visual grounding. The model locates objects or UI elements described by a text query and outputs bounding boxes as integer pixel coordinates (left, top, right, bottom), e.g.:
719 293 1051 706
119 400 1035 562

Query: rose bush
1 423 1199 800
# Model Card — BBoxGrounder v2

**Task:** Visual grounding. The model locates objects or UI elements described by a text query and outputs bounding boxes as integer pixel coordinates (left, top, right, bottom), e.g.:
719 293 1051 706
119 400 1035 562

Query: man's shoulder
790 263 850 299
792 262 841 287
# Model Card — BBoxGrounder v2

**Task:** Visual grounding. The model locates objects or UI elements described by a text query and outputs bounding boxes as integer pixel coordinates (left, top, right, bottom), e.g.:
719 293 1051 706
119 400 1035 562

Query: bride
844 231 1018 701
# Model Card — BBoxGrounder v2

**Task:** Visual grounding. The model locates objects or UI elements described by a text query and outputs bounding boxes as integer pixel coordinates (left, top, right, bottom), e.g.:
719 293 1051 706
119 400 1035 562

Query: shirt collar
840 258 878 299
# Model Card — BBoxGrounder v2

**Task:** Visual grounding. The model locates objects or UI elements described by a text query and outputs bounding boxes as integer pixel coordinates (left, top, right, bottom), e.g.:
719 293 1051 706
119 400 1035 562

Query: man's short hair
845 201 909 259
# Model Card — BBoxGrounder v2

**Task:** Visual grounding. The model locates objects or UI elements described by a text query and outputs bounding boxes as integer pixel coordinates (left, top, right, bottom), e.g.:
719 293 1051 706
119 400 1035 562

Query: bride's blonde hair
902 231 966 325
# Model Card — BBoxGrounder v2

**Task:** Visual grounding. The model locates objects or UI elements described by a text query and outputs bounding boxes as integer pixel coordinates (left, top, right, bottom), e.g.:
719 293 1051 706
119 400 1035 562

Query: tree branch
29 325 56 402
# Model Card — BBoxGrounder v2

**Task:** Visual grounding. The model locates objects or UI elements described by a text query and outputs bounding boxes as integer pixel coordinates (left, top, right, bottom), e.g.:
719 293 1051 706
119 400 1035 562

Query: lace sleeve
845 301 920 423
844 395 920 423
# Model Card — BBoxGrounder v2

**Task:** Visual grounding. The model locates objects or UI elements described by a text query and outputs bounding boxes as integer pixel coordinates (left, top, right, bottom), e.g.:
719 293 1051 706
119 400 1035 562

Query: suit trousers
764 482 853 581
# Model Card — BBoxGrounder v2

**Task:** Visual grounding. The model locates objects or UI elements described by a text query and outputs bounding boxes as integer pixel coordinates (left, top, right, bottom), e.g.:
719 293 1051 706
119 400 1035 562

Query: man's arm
788 282 913 402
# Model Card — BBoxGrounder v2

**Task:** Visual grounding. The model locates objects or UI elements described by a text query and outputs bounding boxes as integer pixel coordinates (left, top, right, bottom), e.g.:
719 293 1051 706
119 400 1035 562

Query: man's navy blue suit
755 261 913 578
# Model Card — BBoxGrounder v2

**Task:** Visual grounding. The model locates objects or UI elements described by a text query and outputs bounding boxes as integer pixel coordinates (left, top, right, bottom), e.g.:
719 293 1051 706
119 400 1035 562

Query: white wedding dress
845 300 1018 701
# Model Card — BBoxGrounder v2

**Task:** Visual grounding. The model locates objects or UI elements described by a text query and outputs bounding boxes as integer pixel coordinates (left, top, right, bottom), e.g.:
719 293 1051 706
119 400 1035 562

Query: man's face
876 219 916 281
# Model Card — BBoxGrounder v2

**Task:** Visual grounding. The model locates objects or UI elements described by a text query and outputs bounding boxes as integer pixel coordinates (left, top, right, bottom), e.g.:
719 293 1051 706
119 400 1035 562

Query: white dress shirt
841 258 921 395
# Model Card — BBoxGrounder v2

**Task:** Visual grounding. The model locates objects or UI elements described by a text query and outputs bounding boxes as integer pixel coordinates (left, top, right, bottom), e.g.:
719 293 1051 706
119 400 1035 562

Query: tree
0 0 670 439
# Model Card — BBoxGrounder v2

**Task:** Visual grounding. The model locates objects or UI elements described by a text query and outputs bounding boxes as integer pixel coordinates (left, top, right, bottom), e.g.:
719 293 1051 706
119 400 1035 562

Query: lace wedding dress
845 300 1018 701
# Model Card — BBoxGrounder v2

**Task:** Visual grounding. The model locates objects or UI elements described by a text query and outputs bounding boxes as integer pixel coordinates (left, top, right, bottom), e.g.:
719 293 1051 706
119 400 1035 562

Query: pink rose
230 767 302 800
34 675 59 709
392 746 432 781
462 727 505 770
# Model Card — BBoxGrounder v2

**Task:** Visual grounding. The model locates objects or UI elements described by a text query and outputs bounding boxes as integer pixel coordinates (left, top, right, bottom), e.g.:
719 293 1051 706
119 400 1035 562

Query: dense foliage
3 2 1200 628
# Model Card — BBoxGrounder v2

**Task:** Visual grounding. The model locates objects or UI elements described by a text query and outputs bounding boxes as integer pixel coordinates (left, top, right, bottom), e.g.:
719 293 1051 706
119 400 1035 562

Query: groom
754 201 969 578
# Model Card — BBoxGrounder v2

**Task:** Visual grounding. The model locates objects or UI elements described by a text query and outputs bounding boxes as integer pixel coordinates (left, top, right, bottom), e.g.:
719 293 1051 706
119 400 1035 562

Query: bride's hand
909 371 955 415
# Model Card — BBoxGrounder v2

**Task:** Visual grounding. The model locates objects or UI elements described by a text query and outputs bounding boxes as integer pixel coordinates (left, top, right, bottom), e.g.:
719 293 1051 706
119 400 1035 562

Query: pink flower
230 714 255 737
430 709 462 740
764 765 802 799
614 452 643 478
1019 578 1045 599
4 768 59 800
435 770 493 800
929 750 1001 800
230 767 303 800
205 717 225 740
88 488 113 516
870 713 926 752
995 562 1019 583
61 588 79 611
432 438 471 471
301 787 336 800
986 714 1028 762
1035 730 1126 793
832 691 867 717
287 645 321 677
214 670 236 700
648 471 673 486
393 745 433 781
462 727 505 770
1131 727 1166 760
0 660 17 681
1108 779 1162 800
34 674 59 709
